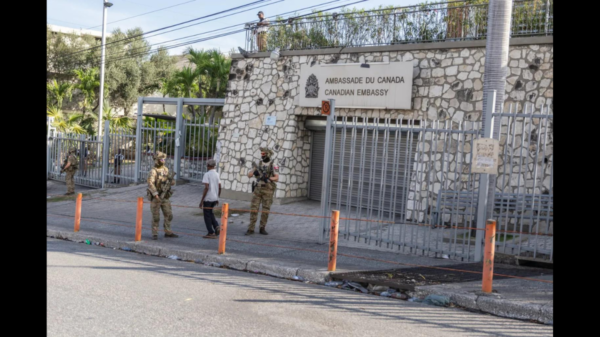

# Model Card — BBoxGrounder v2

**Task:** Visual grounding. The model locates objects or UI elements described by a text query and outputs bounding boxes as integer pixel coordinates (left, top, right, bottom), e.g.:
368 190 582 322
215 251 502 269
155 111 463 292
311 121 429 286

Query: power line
85 1 351 66
141 0 287 42
56 0 274 60
53 0 332 64
54 0 372 68
102 0 369 65
85 0 198 30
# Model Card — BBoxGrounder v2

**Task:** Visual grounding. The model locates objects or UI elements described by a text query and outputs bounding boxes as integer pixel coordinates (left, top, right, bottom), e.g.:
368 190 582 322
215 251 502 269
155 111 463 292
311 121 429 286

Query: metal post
474 91 496 262
319 99 335 244
174 97 184 178
544 0 550 35
482 219 497 293
134 97 143 183
97 0 111 138
47 117 54 179
74 193 82 232
101 121 110 188
218 203 229 254
328 210 340 271
135 197 143 241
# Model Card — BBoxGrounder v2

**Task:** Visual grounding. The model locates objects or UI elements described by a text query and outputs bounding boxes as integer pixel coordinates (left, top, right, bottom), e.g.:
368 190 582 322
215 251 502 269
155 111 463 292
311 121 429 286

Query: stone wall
219 39 553 202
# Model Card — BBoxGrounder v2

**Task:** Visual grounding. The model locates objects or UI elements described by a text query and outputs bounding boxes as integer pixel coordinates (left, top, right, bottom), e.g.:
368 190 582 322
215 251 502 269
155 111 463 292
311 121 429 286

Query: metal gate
105 127 137 187
47 97 224 189
491 103 553 262
47 132 106 188
137 115 178 183
318 101 553 262
318 115 482 261
180 106 221 182
134 97 224 184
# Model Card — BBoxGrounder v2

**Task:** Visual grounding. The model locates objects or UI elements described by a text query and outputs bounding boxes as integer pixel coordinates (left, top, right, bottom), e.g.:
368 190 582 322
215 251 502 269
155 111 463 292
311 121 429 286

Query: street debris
344 281 369 293
422 294 450 307
167 255 179 260
324 281 343 287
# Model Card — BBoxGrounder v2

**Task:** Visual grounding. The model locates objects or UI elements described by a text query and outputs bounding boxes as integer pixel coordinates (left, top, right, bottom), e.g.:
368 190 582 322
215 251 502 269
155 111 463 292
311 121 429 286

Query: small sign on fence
472 138 499 174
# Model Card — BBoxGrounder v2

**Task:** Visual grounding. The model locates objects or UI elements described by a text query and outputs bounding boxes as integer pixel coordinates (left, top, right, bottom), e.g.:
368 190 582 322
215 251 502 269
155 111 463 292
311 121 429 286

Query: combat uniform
247 147 278 234
63 147 79 195
147 151 178 240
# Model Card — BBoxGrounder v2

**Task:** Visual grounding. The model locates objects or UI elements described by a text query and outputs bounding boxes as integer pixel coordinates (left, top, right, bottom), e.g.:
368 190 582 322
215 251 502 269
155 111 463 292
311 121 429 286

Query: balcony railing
244 0 553 53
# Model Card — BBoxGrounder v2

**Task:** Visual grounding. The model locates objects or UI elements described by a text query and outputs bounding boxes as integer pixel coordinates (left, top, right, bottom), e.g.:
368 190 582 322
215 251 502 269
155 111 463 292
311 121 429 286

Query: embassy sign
299 62 413 109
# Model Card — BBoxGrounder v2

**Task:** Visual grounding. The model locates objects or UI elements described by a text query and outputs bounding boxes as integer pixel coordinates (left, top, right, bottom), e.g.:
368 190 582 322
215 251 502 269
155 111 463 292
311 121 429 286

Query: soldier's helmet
69 147 77 153
155 151 167 160
259 147 273 157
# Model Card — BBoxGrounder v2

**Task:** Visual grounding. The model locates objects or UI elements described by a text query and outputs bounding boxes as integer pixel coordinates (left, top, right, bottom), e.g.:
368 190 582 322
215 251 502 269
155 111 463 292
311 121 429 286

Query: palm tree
47 106 87 134
172 66 200 116
73 68 100 119
186 48 212 98
95 105 133 132
159 77 180 112
47 80 73 110
204 49 231 98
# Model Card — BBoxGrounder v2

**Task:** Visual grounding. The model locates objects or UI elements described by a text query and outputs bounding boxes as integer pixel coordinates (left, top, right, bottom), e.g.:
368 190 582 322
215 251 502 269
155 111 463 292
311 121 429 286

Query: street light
97 0 112 138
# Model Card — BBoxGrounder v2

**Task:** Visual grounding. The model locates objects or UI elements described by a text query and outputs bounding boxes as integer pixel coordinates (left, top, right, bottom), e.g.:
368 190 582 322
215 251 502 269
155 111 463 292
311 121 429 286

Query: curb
413 286 553 324
47 229 332 284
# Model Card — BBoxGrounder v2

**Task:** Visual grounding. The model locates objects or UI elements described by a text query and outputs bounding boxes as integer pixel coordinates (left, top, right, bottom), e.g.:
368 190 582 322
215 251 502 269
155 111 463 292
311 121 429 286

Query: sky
47 0 418 57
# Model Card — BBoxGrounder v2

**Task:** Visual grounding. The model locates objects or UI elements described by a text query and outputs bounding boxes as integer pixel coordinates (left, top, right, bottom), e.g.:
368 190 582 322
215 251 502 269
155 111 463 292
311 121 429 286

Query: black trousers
203 201 219 234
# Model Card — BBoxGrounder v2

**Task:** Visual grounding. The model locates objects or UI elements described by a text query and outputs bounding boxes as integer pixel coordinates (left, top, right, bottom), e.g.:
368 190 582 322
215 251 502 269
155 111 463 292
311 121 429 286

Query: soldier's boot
64 192 74 196
165 233 179 238
152 235 158 240
245 229 255 235
259 228 268 235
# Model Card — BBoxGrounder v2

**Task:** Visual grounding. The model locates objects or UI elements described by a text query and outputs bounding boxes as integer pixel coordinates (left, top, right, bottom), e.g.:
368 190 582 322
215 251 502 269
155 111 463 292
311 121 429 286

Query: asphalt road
47 238 552 337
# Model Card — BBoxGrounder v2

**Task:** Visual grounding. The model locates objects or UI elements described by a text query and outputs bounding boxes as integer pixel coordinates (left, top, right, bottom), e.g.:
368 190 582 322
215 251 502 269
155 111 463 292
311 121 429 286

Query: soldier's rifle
159 171 176 200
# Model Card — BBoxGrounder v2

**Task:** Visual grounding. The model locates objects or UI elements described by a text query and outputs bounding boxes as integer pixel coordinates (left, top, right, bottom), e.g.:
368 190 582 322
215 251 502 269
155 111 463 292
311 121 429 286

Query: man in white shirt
255 11 269 52
200 159 222 239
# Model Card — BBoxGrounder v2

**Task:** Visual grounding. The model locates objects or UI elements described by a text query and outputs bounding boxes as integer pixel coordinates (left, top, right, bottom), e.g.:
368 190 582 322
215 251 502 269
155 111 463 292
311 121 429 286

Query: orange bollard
135 197 143 241
74 193 82 232
218 203 228 254
328 210 340 271
482 219 497 293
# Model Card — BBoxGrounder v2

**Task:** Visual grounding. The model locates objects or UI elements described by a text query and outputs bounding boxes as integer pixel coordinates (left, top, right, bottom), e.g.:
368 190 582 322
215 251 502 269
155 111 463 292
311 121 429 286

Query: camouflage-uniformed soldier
246 147 279 235
61 147 79 195
147 151 179 240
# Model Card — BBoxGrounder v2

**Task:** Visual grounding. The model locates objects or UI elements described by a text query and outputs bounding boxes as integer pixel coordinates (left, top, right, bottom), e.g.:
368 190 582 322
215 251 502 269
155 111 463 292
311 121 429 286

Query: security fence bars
245 0 553 53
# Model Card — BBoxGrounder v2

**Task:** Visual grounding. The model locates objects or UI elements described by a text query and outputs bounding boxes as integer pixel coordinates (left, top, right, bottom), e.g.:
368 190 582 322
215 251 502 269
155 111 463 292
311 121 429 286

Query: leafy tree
46 26 101 79
73 68 100 119
47 80 73 110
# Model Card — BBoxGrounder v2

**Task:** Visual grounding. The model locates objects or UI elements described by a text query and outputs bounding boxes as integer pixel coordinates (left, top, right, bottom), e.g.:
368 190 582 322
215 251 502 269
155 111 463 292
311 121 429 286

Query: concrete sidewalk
46 180 553 324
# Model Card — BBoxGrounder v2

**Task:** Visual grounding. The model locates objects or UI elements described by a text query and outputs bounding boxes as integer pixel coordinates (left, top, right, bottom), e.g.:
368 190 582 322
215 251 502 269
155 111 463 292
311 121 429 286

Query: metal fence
180 106 221 182
319 101 553 263
47 132 106 189
105 127 137 187
137 116 178 184
491 103 553 262
245 0 553 52
47 97 225 189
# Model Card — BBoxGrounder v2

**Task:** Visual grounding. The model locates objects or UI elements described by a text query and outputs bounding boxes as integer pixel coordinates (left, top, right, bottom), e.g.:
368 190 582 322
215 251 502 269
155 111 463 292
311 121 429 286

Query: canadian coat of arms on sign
305 74 319 98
